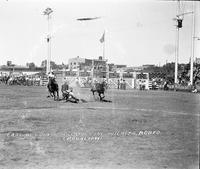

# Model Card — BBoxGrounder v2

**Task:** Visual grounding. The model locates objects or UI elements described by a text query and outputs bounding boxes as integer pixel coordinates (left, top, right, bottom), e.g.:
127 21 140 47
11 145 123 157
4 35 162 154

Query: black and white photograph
0 0 199 168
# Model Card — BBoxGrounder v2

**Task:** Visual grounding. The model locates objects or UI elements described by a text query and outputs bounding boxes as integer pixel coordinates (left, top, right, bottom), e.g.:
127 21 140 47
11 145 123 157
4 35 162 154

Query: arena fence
41 78 48 86
148 81 159 90
56 76 161 90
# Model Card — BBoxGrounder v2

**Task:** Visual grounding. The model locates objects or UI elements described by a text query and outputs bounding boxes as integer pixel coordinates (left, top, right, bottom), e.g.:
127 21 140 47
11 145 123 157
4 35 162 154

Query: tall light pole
173 0 194 90
43 7 53 75
174 0 182 89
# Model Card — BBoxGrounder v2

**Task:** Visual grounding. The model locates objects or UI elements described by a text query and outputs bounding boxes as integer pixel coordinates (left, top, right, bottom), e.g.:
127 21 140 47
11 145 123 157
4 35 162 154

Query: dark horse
47 78 59 100
91 81 107 101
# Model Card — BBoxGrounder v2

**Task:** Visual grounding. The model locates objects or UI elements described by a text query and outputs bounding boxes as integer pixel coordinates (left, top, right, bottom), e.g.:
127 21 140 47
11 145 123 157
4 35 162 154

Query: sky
0 0 199 67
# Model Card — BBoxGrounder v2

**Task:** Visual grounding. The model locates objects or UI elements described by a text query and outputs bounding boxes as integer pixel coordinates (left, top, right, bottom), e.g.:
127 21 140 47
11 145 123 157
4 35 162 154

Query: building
123 66 143 72
68 56 107 77
68 56 107 69
114 64 127 69
68 56 85 70
142 64 155 69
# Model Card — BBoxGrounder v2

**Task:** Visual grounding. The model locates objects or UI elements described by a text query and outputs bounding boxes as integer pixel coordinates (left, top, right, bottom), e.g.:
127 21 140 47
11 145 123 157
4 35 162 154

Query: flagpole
43 8 53 75
103 30 105 60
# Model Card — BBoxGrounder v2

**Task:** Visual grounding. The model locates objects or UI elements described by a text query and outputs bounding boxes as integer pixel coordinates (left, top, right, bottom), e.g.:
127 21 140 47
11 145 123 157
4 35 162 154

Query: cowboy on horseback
47 72 59 100
91 76 108 101
48 71 56 81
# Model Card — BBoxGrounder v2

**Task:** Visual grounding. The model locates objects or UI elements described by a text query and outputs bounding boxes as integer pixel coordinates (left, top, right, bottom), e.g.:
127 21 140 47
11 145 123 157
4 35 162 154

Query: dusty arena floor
0 84 199 169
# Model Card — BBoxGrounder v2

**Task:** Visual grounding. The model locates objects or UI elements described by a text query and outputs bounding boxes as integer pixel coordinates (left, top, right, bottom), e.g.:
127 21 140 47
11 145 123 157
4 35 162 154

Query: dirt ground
0 84 199 169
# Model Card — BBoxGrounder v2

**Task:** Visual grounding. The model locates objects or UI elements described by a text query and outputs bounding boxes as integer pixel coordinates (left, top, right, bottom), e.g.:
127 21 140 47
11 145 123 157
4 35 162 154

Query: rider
61 80 79 103
48 71 55 81
47 71 58 98
48 71 58 85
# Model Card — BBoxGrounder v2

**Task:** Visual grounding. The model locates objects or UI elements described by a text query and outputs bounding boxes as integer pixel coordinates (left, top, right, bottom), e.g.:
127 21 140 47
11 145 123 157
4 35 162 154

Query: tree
41 60 56 68
27 62 36 70
40 60 63 69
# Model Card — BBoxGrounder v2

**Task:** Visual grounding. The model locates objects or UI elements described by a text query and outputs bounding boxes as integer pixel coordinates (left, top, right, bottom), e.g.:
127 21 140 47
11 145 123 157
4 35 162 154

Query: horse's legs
56 91 59 100
53 92 56 100
92 91 97 100
48 91 53 97
98 92 102 101
102 91 105 99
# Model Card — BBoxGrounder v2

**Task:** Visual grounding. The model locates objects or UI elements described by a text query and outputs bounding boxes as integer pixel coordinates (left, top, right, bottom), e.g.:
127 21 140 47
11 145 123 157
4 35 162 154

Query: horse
192 68 200 93
91 81 107 101
47 78 59 101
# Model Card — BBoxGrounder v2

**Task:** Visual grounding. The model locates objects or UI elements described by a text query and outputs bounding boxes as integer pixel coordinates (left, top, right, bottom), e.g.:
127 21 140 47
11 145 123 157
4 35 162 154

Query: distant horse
47 78 59 100
91 81 107 101
192 68 200 93
194 68 200 84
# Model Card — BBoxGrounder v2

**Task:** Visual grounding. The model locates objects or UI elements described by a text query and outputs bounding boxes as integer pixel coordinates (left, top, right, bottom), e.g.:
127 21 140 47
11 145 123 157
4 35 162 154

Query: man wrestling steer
61 80 79 103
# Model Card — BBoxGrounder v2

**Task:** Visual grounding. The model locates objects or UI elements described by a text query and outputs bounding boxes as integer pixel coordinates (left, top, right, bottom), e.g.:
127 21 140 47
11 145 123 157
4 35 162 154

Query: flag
99 32 105 43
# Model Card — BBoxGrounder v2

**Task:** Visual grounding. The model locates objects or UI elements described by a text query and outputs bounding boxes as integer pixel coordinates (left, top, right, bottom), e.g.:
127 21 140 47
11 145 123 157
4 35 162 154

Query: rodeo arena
0 1 200 169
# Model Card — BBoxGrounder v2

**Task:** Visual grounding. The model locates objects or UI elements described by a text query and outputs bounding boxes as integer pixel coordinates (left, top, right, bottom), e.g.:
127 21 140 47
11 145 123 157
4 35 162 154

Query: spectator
117 79 120 89
123 79 126 90
120 78 123 89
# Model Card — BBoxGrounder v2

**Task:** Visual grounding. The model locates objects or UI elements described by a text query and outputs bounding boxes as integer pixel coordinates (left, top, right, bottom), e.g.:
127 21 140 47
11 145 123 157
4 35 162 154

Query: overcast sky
0 0 199 67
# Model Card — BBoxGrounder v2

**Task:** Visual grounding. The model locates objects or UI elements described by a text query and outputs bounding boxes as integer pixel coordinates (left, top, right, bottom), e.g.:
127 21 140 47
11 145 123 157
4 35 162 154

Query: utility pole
43 7 53 75
173 0 194 90
174 0 182 90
